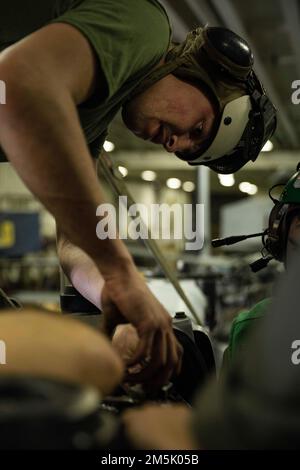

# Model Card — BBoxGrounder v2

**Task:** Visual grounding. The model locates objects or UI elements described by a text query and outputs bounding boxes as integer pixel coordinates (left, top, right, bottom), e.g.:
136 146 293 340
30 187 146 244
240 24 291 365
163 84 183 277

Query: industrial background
0 0 298 335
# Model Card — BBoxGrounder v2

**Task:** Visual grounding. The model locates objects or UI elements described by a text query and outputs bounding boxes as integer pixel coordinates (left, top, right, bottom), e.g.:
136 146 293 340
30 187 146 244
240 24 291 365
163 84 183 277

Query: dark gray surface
66 312 102 329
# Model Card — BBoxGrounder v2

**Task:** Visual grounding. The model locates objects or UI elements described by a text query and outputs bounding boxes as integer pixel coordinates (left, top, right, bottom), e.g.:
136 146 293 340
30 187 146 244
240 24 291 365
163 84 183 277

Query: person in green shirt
223 169 300 369
223 298 271 369
0 0 275 388
122 168 300 450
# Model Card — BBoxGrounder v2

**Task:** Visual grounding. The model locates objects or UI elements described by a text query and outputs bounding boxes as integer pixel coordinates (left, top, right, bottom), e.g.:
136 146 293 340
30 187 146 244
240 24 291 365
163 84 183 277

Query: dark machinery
0 305 215 450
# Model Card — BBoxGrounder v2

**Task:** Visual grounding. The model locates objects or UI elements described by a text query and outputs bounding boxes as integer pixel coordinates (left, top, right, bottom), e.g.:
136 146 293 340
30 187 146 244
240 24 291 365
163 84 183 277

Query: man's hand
112 324 140 365
123 404 199 450
101 267 183 390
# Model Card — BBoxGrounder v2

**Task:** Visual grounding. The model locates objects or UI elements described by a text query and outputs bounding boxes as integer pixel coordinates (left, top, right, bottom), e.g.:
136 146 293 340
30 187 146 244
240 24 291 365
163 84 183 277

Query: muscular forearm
0 55 133 278
57 233 105 309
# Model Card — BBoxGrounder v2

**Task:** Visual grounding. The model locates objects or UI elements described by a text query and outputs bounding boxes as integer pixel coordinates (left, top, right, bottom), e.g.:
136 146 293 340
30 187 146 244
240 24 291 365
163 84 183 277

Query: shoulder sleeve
51 0 172 98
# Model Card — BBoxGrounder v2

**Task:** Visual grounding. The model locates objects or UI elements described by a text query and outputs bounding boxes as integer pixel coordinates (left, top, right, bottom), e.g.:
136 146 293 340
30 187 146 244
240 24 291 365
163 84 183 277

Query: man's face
286 214 300 269
122 74 216 155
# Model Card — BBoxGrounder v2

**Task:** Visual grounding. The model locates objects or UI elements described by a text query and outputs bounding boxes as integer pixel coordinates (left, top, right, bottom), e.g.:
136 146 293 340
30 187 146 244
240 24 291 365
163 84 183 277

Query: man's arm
0 23 131 271
57 228 104 310
0 23 182 387
56 159 104 310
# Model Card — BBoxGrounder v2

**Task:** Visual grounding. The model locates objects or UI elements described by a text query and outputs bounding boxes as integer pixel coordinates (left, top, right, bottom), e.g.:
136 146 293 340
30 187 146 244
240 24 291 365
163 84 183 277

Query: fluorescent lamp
166 178 181 189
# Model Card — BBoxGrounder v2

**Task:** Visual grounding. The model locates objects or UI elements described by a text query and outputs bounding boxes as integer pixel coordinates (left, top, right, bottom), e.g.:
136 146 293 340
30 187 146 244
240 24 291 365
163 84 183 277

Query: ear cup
280 206 300 263
202 27 254 80
265 203 289 261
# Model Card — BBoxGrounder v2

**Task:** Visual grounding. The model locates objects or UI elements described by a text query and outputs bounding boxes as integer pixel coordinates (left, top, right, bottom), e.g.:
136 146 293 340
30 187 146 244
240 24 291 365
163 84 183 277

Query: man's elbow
0 60 21 121
0 53 36 114
0 49 66 125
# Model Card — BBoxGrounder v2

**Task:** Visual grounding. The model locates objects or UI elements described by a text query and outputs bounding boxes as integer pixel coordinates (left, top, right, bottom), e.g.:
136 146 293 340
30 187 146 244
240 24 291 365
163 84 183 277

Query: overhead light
247 184 258 195
118 166 128 177
262 140 273 152
239 182 258 195
218 174 235 187
141 170 157 182
183 181 195 192
103 140 115 152
166 178 181 189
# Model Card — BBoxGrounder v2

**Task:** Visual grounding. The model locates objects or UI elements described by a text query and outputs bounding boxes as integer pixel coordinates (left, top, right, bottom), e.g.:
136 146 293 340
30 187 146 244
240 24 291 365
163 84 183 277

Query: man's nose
164 134 191 153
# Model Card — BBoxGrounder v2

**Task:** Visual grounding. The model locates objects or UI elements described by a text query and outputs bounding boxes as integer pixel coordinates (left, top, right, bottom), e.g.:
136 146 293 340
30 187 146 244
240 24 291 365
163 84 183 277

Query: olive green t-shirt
0 0 171 161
